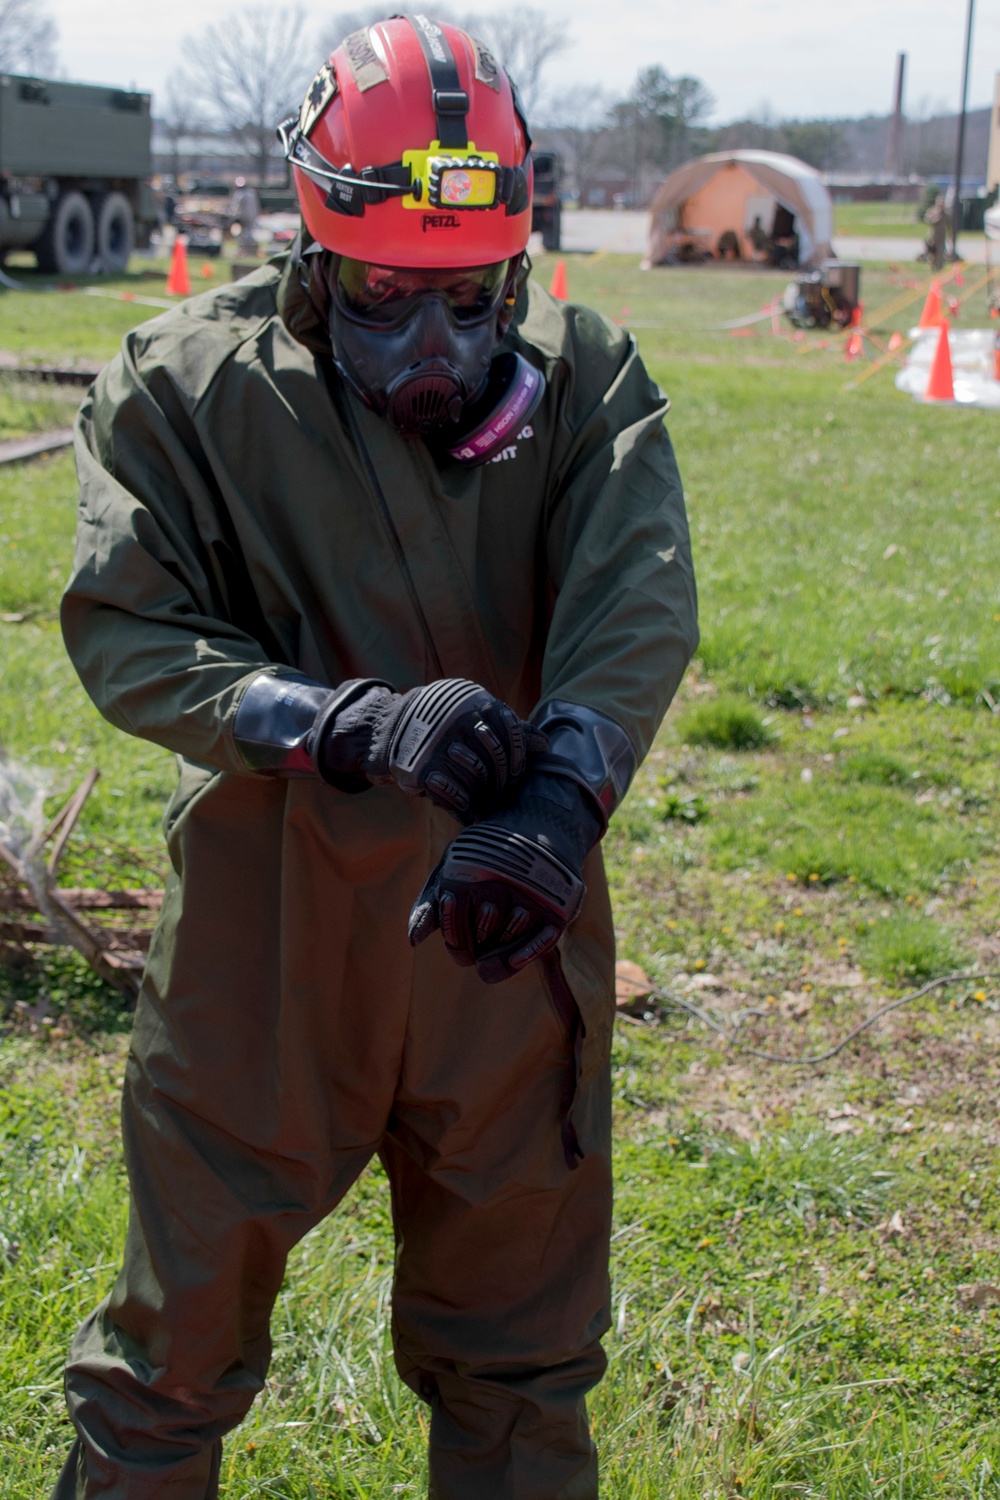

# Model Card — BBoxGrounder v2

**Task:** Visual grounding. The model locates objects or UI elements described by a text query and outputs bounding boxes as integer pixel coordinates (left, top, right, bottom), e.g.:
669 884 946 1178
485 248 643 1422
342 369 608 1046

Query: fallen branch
0 888 162 912
0 769 145 999
0 429 74 466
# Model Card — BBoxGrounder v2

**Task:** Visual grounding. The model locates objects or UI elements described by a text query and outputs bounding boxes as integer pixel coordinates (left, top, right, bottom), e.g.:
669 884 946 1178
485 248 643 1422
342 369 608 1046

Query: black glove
408 773 604 983
315 678 546 820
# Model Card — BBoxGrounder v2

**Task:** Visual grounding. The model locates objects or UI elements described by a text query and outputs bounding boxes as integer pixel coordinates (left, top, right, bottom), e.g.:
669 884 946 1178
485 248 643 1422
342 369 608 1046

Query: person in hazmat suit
228 175 262 257
51 15 698 1499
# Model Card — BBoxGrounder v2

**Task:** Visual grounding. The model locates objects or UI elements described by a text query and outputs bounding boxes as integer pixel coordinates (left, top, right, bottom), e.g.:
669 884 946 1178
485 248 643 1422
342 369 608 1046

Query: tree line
0 0 976 199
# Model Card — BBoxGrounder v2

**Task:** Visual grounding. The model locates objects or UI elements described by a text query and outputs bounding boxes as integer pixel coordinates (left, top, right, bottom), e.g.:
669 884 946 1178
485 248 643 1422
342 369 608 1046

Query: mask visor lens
335 257 511 325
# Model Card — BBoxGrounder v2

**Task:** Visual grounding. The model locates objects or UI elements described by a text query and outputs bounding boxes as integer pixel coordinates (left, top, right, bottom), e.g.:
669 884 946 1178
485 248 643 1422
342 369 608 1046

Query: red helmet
281 15 533 268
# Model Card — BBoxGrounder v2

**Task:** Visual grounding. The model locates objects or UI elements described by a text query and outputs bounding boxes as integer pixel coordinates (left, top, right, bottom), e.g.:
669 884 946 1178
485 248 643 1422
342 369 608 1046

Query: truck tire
35 191 95 276
95 192 134 274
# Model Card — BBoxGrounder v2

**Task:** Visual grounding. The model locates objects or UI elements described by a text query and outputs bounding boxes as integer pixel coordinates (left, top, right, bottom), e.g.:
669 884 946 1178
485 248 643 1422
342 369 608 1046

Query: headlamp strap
403 14 469 149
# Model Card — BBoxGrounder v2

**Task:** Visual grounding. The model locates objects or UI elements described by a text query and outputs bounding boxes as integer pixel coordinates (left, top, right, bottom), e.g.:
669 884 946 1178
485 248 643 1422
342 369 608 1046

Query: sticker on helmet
473 40 501 92
412 14 449 64
343 27 389 91
299 62 338 138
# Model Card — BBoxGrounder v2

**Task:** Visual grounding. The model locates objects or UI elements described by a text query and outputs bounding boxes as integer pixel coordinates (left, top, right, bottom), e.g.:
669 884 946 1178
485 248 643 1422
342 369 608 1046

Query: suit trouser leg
384 951 614 1500
51 1068 373 1500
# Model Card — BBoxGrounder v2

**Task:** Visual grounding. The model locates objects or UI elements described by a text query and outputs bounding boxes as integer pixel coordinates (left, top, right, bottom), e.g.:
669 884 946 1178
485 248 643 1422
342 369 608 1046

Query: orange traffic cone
201 262 214 279
923 324 955 402
918 279 944 329
850 301 864 327
845 331 863 361
166 235 191 297
549 259 568 300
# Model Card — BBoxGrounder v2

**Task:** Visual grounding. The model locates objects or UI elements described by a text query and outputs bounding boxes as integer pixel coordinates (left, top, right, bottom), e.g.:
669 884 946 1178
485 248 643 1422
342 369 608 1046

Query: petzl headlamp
278 117 529 221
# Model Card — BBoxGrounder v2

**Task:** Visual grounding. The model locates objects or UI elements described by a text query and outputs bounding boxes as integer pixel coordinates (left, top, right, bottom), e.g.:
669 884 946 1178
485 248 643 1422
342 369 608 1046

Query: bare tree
176 6 313 185
536 85 609 201
463 8 571 120
0 0 58 74
159 74 210 184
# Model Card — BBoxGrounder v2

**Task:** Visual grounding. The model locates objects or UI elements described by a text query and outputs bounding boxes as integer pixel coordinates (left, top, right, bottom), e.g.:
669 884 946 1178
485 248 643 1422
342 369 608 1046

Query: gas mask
312 250 544 463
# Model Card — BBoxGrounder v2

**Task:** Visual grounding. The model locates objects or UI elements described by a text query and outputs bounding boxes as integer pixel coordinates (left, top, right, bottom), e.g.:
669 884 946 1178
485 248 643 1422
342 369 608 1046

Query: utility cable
626 972 1000 1066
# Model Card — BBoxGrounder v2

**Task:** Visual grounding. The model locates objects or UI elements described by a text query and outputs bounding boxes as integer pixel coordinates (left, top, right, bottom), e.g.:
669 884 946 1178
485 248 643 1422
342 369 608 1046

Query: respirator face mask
322 252 544 463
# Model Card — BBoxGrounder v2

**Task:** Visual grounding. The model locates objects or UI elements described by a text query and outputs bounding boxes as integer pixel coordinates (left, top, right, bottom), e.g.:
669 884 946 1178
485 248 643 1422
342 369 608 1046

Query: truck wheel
95 192 134 274
35 191 95 276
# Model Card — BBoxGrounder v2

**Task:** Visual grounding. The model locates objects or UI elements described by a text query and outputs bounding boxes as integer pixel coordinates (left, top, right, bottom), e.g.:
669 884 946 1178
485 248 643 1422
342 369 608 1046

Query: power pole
886 52 906 178
950 0 975 258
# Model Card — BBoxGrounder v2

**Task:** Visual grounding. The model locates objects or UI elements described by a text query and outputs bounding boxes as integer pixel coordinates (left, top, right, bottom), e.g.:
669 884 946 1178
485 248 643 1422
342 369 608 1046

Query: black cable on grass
627 972 1000 1066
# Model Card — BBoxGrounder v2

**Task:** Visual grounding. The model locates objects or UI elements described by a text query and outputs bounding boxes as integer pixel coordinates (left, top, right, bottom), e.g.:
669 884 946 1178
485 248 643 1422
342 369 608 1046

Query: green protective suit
52 257 698 1499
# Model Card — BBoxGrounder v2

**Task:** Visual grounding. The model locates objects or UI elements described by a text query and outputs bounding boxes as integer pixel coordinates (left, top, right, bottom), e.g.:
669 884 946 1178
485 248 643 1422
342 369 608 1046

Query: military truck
531 150 562 252
0 74 155 275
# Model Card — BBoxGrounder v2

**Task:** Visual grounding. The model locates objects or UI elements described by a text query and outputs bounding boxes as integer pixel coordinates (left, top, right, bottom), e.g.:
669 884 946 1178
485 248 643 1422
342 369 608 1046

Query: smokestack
886 52 906 177
987 72 1000 192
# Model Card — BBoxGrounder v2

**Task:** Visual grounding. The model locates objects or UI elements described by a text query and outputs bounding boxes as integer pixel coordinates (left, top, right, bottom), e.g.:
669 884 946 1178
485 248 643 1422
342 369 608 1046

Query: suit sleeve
61 335 281 774
538 318 699 764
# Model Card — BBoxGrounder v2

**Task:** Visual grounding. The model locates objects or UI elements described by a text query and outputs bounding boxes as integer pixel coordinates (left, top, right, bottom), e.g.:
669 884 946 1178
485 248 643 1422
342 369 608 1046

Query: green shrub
0 949 131 1036
659 788 709 823
860 914 963 983
709 780 974 895
702 1128 893 1225
676 697 776 752
840 750 912 785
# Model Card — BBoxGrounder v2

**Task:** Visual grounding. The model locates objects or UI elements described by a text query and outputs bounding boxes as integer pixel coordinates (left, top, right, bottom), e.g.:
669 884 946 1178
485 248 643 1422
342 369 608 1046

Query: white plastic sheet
895 328 1000 408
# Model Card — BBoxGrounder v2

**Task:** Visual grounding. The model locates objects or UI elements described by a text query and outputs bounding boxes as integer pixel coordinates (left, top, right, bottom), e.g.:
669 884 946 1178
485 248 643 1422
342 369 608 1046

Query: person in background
229 175 262 256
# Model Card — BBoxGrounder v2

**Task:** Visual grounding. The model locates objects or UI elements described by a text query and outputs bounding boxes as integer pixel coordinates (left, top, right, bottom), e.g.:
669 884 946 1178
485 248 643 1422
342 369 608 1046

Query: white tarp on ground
648 150 835 267
895 327 1000 407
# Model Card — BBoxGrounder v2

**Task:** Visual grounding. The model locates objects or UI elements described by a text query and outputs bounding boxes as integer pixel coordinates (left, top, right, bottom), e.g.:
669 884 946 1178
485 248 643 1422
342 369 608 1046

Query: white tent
647 150 835 268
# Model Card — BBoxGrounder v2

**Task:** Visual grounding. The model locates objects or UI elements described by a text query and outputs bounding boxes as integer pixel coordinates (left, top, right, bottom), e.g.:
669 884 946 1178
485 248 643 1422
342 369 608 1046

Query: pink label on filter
449 366 540 459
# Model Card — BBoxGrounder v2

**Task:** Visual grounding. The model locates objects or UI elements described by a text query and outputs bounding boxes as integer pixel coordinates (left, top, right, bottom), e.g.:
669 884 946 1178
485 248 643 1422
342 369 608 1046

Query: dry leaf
956 1283 1000 1310
780 990 812 1020
615 960 653 1010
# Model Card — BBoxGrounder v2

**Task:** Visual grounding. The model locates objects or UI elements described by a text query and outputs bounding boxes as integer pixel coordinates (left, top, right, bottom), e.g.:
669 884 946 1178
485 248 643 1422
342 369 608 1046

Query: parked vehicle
531 151 562 252
0 74 155 274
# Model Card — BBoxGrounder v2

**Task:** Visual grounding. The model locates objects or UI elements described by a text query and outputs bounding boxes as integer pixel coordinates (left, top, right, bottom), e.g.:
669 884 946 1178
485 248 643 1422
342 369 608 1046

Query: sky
44 0 1000 124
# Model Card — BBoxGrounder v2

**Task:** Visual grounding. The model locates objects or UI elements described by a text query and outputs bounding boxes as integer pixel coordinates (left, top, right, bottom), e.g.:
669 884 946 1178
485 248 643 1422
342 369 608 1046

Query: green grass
1 254 1000 1495
0 379 80 444
676 696 776 751
860 912 964 983
833 200 934 239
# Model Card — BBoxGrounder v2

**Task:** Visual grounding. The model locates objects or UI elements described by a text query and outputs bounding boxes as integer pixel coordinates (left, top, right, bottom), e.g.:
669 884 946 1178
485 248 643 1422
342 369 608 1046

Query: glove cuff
530 700 637 829
233 671 393 791
311 680 397 788
514 771 604 868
